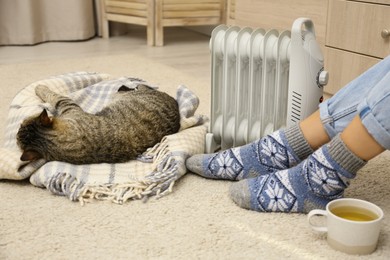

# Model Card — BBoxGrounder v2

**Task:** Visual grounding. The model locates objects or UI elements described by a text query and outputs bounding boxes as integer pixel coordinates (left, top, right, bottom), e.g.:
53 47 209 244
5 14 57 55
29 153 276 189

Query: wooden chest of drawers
325 0 390 94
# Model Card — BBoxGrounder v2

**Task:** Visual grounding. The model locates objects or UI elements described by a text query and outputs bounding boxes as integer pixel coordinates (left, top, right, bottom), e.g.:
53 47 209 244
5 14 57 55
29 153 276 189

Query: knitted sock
186 124 313 180
229 135 366 213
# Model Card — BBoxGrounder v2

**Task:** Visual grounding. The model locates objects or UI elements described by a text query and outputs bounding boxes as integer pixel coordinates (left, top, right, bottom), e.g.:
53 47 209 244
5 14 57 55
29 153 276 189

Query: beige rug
1 54 389 259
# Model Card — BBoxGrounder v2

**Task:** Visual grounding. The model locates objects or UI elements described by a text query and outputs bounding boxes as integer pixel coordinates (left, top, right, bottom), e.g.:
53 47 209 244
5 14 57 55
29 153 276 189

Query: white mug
307 198 384 255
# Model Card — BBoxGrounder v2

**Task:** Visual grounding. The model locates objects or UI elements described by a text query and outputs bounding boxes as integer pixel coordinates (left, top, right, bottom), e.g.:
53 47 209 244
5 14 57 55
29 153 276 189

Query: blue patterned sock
229 135 366 213
186 124 313 180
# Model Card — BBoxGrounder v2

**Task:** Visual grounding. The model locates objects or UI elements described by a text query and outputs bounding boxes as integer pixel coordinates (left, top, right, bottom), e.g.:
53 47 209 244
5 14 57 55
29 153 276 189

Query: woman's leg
300 110 330 150
229 69 390 213
341 116 385 161
229 115 383 213
320 55 390 138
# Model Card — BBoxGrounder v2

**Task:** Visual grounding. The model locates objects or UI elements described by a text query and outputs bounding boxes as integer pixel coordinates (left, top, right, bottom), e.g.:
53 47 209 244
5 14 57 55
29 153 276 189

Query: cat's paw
35 85 50 101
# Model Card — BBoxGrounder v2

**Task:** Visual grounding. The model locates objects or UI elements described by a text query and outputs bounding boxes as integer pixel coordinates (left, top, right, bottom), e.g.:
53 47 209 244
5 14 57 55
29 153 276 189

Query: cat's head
17 109 53 162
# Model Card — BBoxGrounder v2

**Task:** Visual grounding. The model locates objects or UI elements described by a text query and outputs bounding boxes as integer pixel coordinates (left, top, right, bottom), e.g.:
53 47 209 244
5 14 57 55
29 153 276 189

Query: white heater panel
206 18 328 153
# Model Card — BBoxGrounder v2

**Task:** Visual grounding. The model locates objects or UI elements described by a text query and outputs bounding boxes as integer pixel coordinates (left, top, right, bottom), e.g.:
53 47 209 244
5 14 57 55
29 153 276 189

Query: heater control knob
317 70 329 87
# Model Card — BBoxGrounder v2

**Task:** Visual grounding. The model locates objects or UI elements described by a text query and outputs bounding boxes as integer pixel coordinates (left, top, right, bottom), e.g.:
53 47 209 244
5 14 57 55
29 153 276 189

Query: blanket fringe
47 138 180 205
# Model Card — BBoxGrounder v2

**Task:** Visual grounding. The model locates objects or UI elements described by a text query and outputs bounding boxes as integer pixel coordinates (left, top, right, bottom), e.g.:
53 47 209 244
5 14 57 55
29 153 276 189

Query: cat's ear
39 109 53 127
20 149 43 162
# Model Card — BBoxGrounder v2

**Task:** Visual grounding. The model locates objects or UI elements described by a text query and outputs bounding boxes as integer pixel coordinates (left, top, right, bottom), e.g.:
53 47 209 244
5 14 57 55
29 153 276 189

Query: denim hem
319 99 337 139
358 100 390 150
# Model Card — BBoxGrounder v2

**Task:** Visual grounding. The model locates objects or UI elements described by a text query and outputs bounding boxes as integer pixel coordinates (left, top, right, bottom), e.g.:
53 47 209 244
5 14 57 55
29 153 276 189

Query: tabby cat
17 84 181 164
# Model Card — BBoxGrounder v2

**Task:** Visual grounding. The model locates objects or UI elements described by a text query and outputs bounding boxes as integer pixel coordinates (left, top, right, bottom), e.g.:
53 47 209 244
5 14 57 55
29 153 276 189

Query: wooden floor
0 27 212 83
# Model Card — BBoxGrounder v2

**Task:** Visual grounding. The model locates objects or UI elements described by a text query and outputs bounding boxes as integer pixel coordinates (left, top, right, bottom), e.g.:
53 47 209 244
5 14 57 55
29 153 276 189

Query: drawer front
105 0 147 17
326 0 390 58
235 0 328 46
324 47 381 94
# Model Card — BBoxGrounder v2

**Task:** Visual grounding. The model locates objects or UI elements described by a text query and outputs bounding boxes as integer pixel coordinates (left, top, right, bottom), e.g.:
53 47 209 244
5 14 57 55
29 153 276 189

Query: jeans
319 55 390 149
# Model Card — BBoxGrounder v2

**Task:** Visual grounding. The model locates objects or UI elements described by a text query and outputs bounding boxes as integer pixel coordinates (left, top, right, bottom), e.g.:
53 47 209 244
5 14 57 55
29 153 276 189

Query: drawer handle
382 29 390 39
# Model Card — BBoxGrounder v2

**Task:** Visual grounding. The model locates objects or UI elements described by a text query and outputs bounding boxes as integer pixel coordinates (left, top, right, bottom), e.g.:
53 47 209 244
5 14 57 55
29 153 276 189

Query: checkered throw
0 72 208 204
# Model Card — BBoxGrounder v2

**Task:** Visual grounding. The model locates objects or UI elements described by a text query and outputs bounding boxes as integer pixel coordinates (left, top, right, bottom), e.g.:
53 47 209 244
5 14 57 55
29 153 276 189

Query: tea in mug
331 206 379 221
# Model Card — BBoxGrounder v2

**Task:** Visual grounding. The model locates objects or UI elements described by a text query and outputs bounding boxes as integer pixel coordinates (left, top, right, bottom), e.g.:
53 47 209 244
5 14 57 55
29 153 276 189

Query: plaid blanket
0 72 208 204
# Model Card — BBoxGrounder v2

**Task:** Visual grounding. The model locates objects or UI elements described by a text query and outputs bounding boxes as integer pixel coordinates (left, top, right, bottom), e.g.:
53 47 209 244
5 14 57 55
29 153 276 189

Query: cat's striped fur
17 84 181 164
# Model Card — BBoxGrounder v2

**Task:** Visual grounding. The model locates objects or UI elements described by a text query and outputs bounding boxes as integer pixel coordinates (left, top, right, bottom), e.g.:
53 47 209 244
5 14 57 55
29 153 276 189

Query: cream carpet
1 54 389 259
